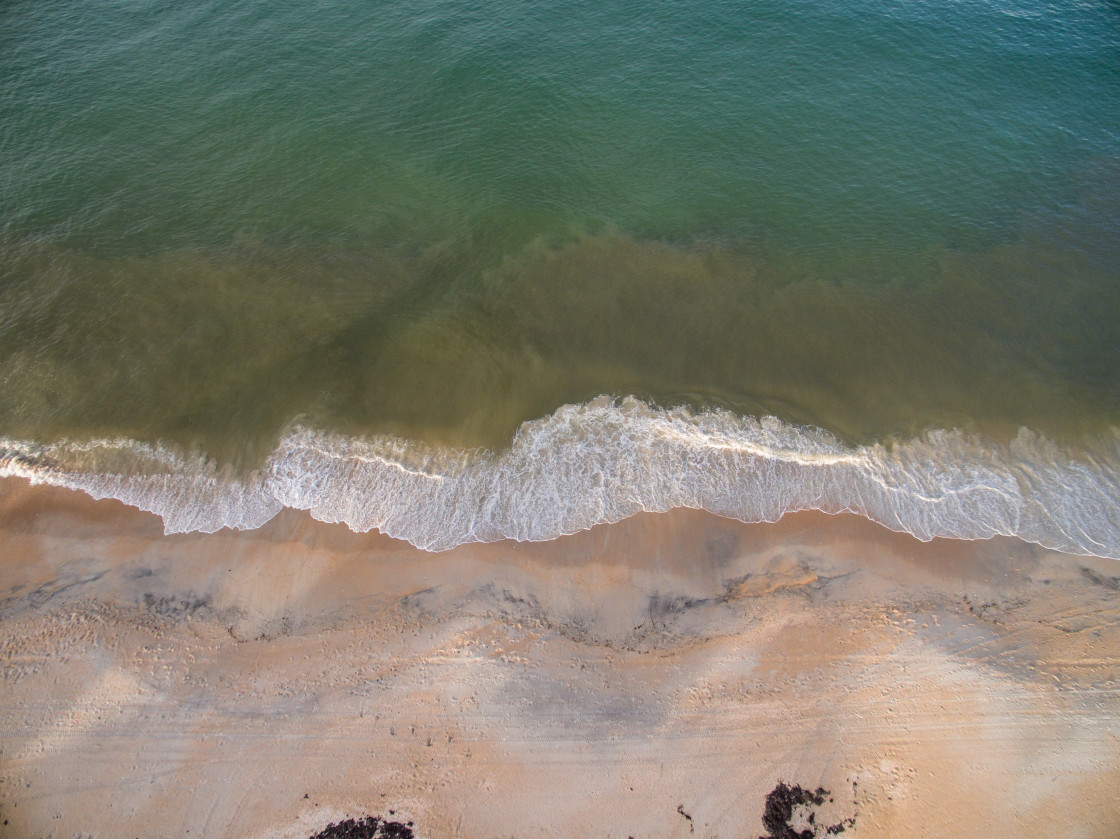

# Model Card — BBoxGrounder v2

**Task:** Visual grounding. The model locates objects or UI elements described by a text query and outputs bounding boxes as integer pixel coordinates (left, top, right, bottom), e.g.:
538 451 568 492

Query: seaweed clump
760 782 854 839
309 815 415 839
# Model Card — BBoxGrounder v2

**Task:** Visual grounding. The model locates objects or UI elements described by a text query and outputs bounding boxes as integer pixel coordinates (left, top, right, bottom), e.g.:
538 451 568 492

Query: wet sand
1 476 1118 838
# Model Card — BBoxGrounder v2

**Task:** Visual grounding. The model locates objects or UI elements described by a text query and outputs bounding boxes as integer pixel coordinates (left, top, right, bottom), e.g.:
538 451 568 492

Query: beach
3 1 1120 835
3 476 1118 838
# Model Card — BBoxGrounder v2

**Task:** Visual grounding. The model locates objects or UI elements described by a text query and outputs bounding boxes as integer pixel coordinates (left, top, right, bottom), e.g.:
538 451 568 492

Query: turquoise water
2 0 1119 554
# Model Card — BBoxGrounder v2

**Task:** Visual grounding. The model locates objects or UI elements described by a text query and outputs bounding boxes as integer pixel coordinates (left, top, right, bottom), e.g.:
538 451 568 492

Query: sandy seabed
1 476 1118 838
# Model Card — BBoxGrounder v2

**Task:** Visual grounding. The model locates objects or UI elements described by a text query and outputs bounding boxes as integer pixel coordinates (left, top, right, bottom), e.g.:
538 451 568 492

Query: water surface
2 0 1118 554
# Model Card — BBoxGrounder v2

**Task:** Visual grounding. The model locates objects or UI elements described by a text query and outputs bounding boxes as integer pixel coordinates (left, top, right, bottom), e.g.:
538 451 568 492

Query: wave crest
3 396 1119 557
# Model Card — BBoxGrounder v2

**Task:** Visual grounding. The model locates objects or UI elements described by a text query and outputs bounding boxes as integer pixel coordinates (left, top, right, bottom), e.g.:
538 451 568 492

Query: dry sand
1 475 1118 838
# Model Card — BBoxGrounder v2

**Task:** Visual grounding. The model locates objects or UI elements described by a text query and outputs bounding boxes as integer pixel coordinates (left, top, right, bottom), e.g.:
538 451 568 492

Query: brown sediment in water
3 229 1118 467
1 476 1119 838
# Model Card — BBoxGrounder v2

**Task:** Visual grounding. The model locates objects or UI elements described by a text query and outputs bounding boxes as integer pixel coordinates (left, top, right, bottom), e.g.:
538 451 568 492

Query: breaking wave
3 396 1119 557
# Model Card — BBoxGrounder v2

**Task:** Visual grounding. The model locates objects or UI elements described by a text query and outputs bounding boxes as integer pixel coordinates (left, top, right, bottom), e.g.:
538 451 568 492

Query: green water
2 0 1119 465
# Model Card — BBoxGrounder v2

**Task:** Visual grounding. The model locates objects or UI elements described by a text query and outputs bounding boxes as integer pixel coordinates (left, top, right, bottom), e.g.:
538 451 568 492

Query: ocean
1 0 1118 555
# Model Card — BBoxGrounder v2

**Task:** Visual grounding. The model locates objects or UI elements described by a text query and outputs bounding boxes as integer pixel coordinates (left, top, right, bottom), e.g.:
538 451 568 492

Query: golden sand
1 477 1118 838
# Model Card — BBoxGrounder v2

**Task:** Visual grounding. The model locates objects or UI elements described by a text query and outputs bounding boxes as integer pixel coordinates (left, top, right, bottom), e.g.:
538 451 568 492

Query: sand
1 475 1118 838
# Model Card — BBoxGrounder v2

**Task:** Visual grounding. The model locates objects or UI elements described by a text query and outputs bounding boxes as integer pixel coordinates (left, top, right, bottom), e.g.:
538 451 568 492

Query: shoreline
2 475 1119 837
6 399 1120 558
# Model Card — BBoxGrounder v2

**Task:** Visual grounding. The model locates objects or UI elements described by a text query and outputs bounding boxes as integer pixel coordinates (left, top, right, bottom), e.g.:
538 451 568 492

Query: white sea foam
3 396 1118 557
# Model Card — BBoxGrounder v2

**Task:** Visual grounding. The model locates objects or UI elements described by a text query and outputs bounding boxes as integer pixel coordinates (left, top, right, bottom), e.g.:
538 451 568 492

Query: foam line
3 396 1118 557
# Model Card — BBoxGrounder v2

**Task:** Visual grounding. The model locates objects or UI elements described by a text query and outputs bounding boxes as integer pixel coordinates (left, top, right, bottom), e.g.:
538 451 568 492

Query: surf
3 396 1118 558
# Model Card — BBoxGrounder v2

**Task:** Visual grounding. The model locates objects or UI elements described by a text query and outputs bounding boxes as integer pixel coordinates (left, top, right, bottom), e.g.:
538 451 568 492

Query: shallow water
2 0 1118 551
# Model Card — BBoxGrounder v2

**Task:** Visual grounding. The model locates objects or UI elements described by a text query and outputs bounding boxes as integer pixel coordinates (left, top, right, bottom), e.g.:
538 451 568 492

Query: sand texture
1 476 1119 838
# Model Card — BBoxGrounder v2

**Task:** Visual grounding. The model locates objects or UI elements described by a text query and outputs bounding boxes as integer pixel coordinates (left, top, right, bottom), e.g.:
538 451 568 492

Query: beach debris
676 803 695 832
308 814 415 839
759 782 854 838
